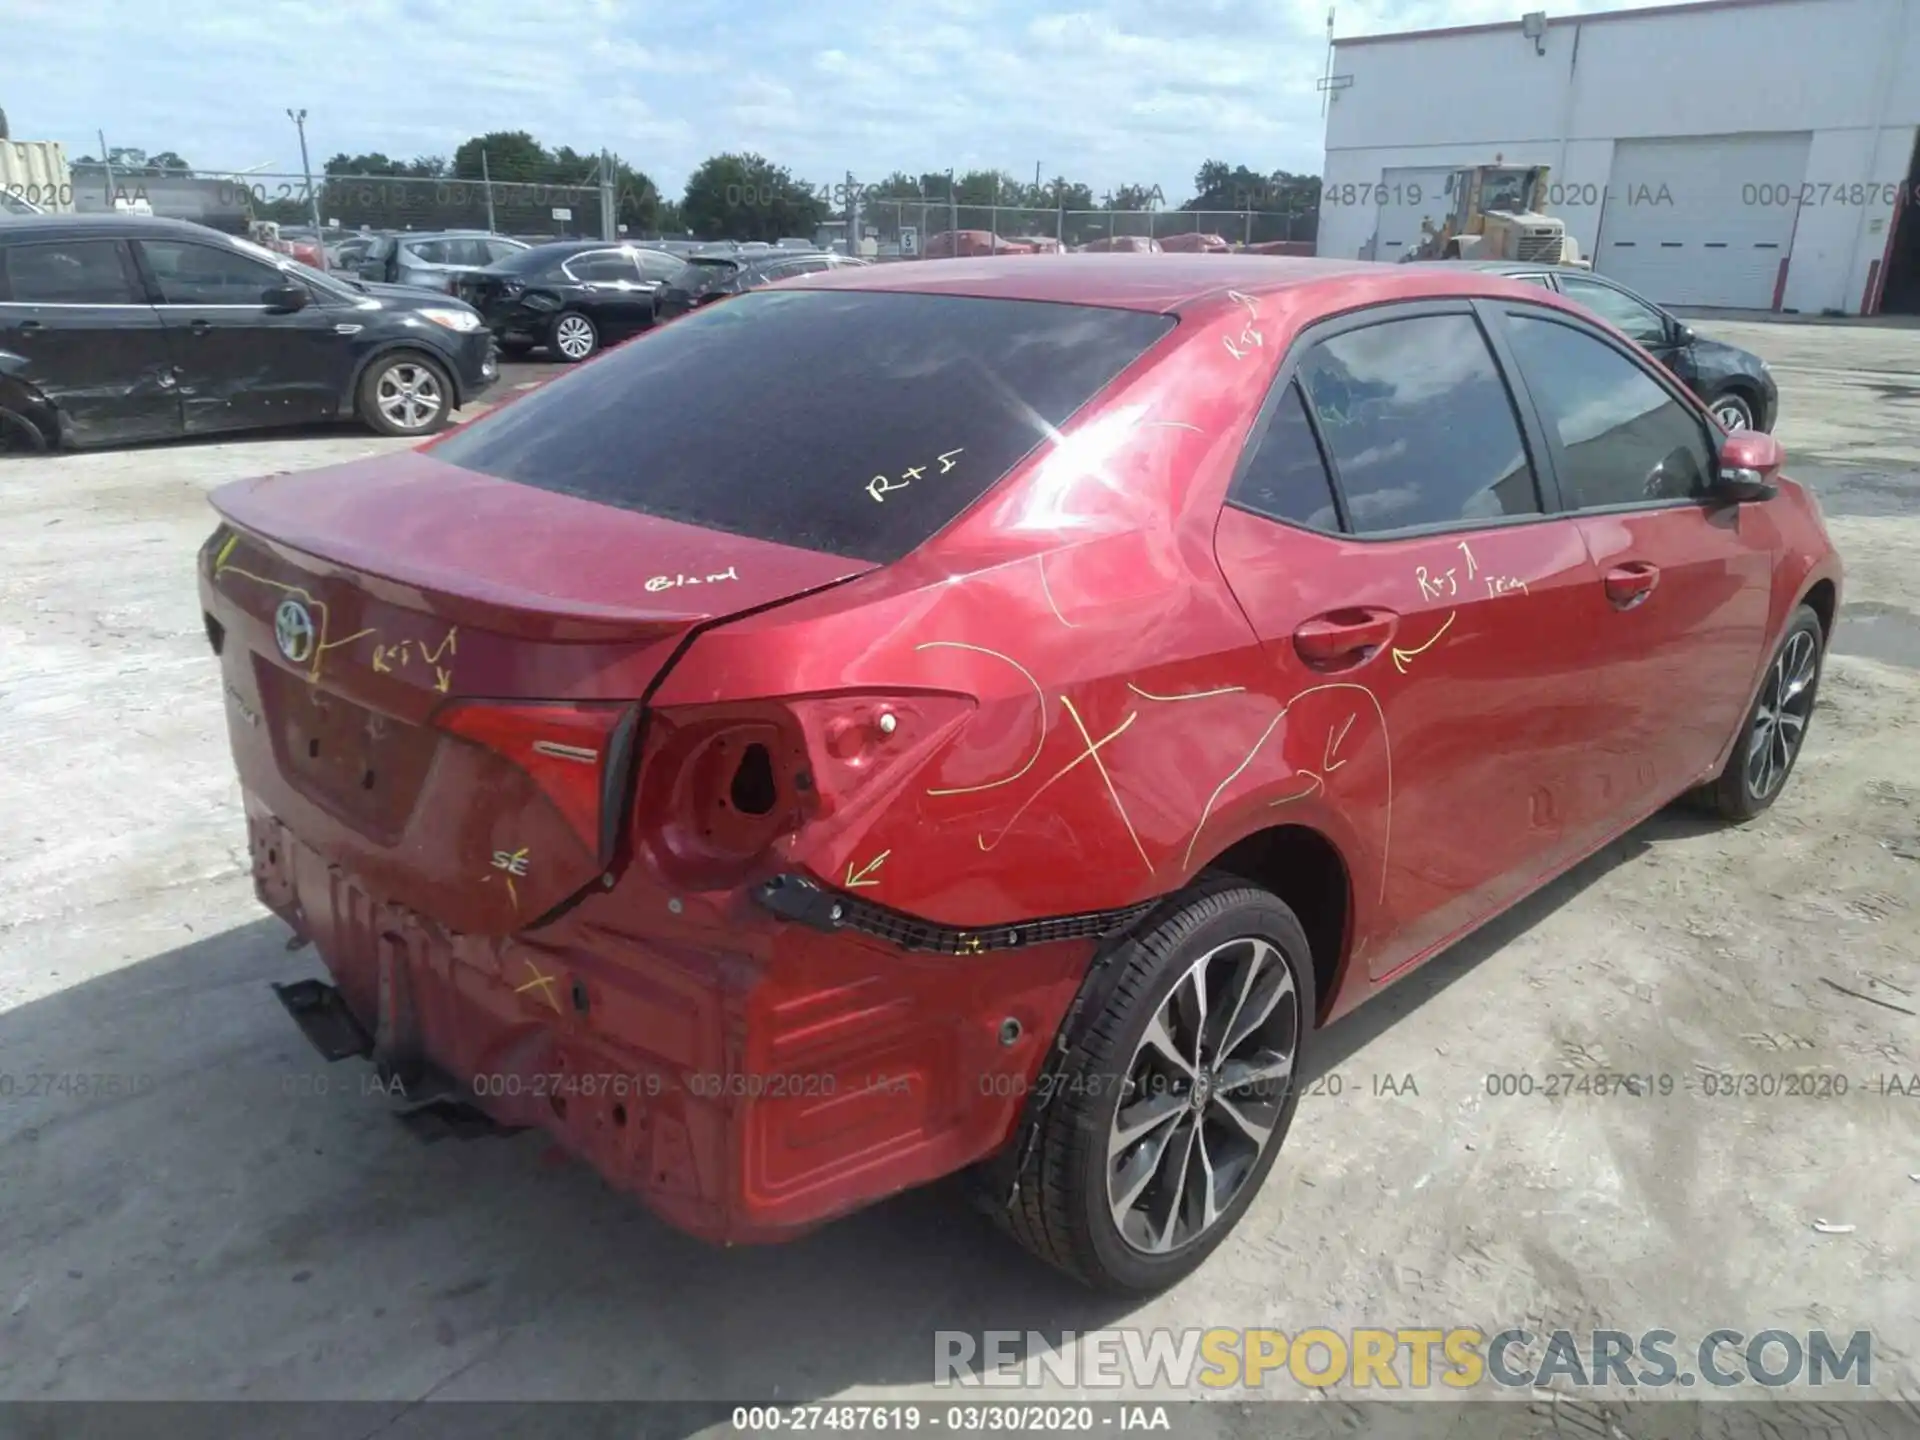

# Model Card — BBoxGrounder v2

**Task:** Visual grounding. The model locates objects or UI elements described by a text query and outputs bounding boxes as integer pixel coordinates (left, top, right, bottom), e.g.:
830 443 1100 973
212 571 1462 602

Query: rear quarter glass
427 289 1176 564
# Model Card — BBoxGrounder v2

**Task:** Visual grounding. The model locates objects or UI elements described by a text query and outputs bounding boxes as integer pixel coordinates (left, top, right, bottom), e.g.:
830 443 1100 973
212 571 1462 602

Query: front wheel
1709 390 1756 432
976 877 1316 1292
1700 604 1824 821
550 310 599 363
356 353 453 437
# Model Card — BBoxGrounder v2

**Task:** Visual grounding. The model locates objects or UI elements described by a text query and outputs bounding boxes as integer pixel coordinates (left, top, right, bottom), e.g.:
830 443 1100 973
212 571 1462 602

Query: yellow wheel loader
1405 164 1590 266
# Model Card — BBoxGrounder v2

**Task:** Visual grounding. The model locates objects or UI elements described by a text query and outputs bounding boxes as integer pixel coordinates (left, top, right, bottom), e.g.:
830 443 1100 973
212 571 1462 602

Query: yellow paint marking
1391 611 1456 674
1036 554 1078 629
1183 681 1393 901
1324 713 1356 772
433 666 452 694
514 959 561 1012
1269 771 1324 806
1126 681 1246 703
315 627 377 654
917 641 1049 796
214 566 332 682
213 534 240 572
422 627 458 663
1059 695 1153 874
977 707 1138 853
845 851 890 889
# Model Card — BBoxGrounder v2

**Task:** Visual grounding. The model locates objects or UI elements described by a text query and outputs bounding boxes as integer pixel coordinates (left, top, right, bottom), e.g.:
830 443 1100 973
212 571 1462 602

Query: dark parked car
1429 261 1778 432
0 214 496 451
458 241 687 361
654 249 869 321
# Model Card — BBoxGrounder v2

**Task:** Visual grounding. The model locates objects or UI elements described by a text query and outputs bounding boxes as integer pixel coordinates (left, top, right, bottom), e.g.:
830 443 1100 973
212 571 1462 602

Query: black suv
0 214 498 452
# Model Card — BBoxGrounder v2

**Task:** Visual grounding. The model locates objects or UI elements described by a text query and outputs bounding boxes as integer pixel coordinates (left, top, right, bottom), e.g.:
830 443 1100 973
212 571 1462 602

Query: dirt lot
2 333 1917 1427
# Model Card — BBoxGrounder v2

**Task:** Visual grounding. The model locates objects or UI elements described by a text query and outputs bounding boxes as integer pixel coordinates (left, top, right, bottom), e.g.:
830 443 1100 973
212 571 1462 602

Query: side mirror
263 283 310 313
1671 321 1696 346
1714 428 1783 502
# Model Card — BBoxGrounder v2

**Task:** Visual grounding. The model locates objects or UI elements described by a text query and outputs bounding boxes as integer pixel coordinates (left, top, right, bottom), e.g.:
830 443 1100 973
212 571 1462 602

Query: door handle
1605 561 1660 610
1293 608 1399 669
189 319 212 335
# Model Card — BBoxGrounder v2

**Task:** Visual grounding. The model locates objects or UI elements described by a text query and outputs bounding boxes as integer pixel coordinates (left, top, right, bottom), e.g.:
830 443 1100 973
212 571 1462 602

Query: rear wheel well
1204 825 1349 1021
1802 579 1837 641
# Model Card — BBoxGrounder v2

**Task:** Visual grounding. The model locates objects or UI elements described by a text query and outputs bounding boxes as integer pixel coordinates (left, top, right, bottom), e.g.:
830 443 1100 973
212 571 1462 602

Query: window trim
0 235 146 307
1224 296 1560 543
1485 298 1722 520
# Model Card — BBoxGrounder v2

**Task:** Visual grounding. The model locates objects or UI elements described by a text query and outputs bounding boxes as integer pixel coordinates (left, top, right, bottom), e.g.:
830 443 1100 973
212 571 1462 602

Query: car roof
781 253 1570 316
0 213 238 242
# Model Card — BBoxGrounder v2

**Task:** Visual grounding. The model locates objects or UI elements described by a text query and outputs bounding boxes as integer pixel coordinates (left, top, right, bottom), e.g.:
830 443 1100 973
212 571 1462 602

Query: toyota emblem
274 598 316 664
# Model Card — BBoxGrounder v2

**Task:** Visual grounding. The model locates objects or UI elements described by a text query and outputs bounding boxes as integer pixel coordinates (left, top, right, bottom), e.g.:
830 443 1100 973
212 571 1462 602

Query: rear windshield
431 289 1175 563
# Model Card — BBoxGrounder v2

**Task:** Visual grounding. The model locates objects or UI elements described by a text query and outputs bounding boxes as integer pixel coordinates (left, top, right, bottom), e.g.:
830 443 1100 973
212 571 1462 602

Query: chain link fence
71 167 616 241
855 200 1316 256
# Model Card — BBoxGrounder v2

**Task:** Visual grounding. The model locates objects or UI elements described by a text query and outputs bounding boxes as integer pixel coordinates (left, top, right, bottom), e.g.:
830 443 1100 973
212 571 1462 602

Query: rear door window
431 290 1175 563
634 249 685 282
565 250 640 283
1297 312 1540 534
1228 382 1342 531
2 239 141 304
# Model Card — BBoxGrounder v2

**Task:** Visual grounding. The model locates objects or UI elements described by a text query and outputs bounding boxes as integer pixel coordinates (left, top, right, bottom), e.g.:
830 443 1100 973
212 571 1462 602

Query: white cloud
10 0 1688 206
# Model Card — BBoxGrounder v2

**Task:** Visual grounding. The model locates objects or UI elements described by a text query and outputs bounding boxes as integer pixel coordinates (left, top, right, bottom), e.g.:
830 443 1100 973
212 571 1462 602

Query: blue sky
7 0 1676 205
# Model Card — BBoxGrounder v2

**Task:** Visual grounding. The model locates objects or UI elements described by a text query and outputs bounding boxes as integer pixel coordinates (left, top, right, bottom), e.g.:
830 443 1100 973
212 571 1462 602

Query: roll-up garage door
1595 133 1812 309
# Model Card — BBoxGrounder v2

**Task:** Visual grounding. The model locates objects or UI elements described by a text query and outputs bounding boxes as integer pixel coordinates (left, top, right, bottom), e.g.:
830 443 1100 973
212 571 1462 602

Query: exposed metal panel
1596 133 1812 308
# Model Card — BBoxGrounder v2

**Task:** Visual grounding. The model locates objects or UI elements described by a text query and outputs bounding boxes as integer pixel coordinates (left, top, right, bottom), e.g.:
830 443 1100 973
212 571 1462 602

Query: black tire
971 875 1317 1292
1708 389 1757 433
355 352 454 438
0 407 50 456
549 310 599 363
1699 604 1824 821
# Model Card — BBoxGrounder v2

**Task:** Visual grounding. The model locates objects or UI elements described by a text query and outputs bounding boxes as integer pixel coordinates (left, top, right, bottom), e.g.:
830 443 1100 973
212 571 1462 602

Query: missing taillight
730 744 777 816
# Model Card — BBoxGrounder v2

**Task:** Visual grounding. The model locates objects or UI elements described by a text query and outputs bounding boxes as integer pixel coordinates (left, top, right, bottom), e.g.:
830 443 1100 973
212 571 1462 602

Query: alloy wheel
374 363 445 431
1747 628 1818 800
554 315 596 360
1712 395 1753 431
1106 936 1300 1256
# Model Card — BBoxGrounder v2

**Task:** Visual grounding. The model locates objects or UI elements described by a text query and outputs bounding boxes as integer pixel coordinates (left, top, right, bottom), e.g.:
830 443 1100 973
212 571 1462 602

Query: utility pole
947 168 958 243
479 147 497 233
97 129 115 206
600 149 616 241
286 109 324 242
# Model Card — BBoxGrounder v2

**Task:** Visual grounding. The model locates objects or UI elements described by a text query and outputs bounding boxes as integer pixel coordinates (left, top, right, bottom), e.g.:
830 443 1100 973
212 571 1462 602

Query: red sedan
198 255 1840 1292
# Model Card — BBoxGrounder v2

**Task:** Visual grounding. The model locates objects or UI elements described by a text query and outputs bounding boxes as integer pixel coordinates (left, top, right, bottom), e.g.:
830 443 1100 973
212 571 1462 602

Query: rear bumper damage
247 803 1098 1244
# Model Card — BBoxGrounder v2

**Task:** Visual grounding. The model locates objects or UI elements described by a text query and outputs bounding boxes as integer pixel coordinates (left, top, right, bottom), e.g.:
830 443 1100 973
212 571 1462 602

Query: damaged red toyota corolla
198 255 1841 1292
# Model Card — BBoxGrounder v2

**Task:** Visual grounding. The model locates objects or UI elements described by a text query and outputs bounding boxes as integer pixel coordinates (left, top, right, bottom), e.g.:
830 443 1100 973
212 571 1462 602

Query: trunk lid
204 451 868 933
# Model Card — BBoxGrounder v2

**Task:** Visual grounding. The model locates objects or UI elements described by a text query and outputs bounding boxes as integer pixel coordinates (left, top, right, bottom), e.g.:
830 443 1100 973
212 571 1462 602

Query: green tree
681 153 827 241
1103 183 1164 211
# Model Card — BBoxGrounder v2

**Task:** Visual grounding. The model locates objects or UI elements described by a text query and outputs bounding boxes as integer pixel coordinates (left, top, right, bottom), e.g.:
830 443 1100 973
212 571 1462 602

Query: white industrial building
1316 0 1920 315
